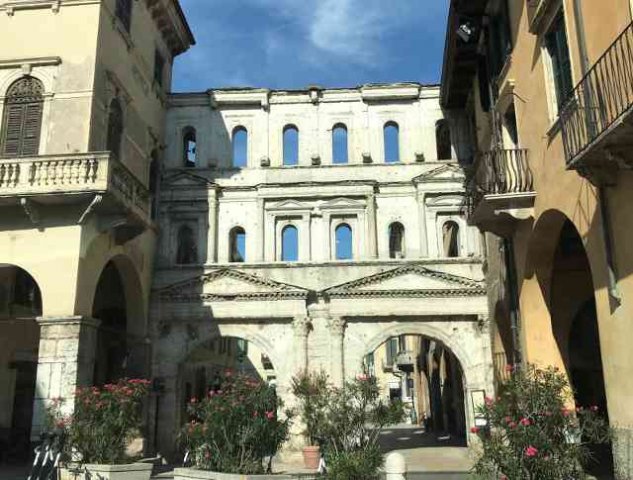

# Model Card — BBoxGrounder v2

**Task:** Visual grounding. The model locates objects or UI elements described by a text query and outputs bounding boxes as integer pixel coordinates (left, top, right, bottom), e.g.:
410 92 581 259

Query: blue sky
173 0 449 92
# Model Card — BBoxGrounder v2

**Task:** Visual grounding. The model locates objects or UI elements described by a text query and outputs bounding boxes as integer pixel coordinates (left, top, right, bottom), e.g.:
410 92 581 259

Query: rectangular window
545 13 573 109
386 337 399 366
488 0 512 78
154 50 165 88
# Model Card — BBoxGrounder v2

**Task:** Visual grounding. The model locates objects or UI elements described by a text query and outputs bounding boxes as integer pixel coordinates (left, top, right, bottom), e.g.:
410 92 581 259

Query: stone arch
362 323 475 383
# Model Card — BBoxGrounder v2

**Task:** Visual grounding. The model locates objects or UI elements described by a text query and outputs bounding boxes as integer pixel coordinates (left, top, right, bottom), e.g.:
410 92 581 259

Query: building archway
0 264 42 462
91 255 147 385
363 333 467 446
547 219 613 476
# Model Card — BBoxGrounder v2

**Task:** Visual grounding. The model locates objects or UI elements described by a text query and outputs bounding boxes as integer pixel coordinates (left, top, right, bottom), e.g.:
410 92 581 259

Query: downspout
572 0 621 304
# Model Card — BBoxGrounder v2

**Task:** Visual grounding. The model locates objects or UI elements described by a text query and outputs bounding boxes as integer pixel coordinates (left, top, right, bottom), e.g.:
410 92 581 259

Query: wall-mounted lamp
457 22 476 43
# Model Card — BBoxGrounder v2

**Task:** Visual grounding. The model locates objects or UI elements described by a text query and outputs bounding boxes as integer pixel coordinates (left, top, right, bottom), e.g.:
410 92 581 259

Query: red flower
484 396 494 406
508 421 517 429
524 446 538 457
470 426 480 434
520 418 531 426
266 411 275 420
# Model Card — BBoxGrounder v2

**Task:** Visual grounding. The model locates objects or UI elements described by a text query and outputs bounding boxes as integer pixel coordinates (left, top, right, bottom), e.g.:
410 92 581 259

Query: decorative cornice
327 289 486 299
144 0 195 56
0 56 61 69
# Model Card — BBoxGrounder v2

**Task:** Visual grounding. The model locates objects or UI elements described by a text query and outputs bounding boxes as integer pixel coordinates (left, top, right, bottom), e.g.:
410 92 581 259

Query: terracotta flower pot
302 445 321 470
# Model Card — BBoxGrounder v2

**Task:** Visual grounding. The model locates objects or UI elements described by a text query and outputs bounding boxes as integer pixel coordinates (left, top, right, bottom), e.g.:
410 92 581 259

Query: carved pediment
321 198 365 209
162 171 217 189
267 199 310 211
413 164 465 183
156 268 308 302
324 265 485 298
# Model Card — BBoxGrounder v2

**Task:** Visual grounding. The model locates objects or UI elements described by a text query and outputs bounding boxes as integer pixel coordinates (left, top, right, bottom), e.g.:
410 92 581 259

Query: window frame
175 224 198 265
388 222 406 259
106 98 124 160
182 126 197 168
383 121 400 163
232 126 248 168
0 76 45 157
280 224 299 262
229 226 246 263
282 124 299 166
334 223 354 261
331 123 349 165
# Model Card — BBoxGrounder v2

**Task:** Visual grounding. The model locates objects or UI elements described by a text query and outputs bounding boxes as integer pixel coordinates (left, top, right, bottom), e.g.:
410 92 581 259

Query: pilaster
32 316 100 439
327 316 346 387
292 316 311 374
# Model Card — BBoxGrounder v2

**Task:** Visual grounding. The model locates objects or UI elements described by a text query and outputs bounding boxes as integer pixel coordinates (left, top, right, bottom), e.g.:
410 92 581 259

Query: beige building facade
442 0 633 477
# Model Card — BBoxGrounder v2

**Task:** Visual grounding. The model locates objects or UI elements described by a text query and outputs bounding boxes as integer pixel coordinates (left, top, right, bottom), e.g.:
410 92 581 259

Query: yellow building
0 0 193 460
441 0 633 477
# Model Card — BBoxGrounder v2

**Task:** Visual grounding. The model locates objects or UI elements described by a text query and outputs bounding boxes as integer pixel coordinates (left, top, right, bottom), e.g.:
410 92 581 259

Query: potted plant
471 365 612 480
48 378 153 480
176 371 291 478
291 371 329 470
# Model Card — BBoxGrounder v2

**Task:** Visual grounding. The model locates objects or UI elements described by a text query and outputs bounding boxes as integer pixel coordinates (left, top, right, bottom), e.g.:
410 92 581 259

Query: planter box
59 462 153 480
174 467 294 480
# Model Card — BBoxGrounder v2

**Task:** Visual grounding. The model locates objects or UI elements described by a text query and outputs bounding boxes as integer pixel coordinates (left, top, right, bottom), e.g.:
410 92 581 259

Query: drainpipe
503 238 522 367
573 0 621 304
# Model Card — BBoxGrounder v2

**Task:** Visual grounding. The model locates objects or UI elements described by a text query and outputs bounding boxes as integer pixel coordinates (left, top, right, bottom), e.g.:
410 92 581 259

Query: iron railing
559 21 633 165
466 148 534 215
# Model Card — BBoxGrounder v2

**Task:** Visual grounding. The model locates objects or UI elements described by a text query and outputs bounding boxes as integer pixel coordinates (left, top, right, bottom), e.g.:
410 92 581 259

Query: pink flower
508 421 517 429
266 411 275 420
190 397 198 404
520 418 531 426
590 405 599 412
356 374 368 381
561 408 571 417
484 396 494 406
505 364 514 372
470 426 480 434
225 369 233 377
253 411 258 418
524 446 538 457
544 410 553 417
504 416 512 423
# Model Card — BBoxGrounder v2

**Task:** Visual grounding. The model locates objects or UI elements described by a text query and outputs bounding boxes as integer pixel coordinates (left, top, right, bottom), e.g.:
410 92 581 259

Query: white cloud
246 0 423 66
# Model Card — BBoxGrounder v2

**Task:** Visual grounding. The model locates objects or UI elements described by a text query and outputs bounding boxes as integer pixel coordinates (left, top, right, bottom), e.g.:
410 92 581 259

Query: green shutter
1 104 25 156
21 102 43 155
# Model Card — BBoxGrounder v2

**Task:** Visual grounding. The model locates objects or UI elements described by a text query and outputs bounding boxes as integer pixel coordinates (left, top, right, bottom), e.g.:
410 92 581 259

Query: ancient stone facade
149 85 493 456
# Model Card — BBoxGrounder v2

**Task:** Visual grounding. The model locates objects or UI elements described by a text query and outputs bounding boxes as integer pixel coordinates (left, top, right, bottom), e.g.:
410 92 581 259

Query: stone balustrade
0 151 150 220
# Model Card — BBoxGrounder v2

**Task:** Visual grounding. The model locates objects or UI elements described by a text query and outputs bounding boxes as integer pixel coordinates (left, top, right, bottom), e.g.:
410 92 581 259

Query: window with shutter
546 13 574 109
1 76 44 157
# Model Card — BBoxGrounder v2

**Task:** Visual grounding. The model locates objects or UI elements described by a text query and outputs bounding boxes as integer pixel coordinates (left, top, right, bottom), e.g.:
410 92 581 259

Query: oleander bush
48 378 151 464
179 371 291 474
471 365 611 480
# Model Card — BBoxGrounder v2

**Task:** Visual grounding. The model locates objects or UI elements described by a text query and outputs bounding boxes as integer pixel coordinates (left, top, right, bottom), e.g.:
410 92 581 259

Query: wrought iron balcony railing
0 152 150 222
559 21 633 169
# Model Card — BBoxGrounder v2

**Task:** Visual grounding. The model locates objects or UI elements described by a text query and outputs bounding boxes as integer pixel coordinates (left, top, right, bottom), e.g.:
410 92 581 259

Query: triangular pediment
269 199 309 210
413 164 465 183
162 171 217 188
324 265 485 298
321 198 364 209
156 269 308 301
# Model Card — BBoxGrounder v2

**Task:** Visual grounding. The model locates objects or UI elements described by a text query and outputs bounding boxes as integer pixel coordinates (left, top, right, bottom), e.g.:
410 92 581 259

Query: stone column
208 190 218 263
32 316 100 439
292 316 311 374
367 193 378 258
327 317 346 387
255 197 265 262
417 190 429 257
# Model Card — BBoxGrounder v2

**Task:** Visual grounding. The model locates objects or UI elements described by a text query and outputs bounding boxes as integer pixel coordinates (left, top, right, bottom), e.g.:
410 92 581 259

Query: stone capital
327 316 346 335
36 316 101 329
292 316 311 337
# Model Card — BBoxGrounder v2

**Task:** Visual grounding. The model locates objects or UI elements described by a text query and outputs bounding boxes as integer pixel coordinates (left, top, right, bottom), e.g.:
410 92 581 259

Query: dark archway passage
364 334 467 450
0 265 42 463
549 220 613 477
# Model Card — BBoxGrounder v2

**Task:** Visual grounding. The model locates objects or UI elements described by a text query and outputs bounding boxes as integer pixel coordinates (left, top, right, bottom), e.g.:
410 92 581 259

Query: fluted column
327 316 346 387
292 316 311 374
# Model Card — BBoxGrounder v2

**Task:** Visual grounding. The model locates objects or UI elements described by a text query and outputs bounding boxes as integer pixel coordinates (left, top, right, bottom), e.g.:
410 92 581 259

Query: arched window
229 227 246 263
281 225 299 262
1 76 44 157
332 123 348 164
436 120 452 160
176 225 197 264
389 222 405 259
442 221 460 258
232 126 248 168
115 0 133 32
107 98 124 159
183 127 196 168
283 125 299 166
384 122 399 163
335 224 353 260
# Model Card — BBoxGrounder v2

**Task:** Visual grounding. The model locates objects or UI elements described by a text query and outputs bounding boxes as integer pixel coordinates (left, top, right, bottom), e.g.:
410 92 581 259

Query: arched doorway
91 258 147 385
548 220 613 476
0 264 42 462
363 334 466 449
178 336 278 428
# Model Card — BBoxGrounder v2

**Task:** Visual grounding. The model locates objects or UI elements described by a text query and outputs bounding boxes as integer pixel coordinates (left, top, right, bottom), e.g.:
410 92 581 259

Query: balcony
0 152 151 241
559 21 633 186
466 148 535 236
